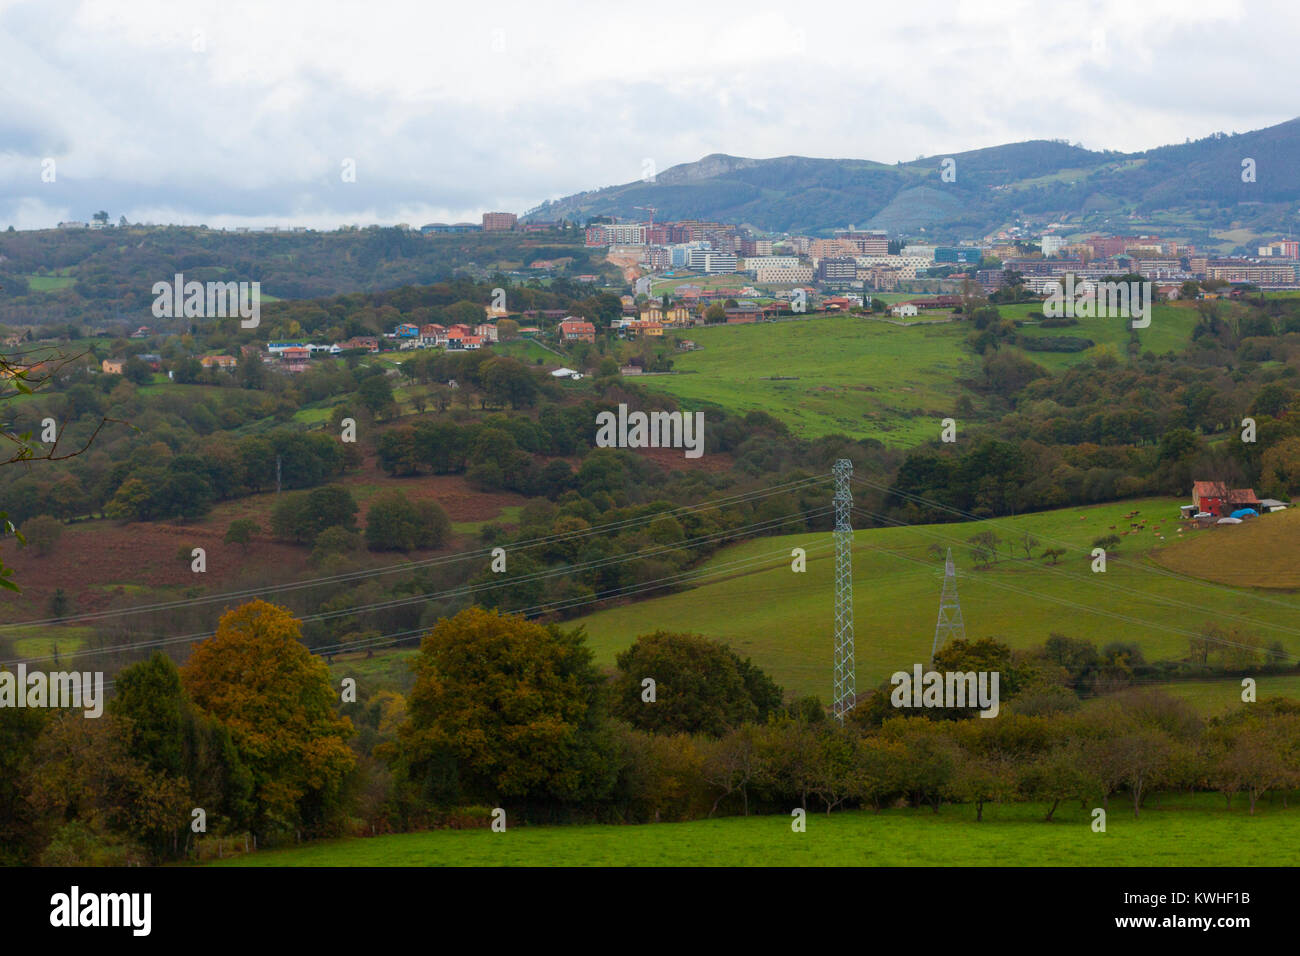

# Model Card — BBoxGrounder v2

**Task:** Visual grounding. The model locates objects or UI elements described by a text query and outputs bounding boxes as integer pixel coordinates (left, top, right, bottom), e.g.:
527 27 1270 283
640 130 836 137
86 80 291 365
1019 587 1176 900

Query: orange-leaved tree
180 600 355 837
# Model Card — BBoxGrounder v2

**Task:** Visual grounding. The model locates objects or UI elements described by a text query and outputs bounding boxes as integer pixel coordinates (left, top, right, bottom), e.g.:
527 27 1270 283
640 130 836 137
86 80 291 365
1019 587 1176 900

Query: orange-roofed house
558 318 596 343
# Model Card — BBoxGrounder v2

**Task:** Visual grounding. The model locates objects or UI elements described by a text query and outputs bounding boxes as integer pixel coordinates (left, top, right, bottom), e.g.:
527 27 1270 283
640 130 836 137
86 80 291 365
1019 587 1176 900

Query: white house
890 304 919 318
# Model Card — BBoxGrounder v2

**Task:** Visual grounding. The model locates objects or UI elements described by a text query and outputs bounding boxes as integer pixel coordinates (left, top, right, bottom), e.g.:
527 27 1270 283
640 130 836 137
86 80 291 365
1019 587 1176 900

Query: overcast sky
1 0 1296 231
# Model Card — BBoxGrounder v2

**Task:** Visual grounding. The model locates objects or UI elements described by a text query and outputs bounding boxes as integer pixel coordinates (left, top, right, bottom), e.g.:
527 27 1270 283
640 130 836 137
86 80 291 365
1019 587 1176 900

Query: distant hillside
0 226 608 326
525 118 1300 238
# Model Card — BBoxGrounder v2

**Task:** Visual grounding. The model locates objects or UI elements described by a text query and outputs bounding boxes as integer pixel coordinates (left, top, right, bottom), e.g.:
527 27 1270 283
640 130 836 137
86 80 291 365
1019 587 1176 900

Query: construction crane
634 205 657 231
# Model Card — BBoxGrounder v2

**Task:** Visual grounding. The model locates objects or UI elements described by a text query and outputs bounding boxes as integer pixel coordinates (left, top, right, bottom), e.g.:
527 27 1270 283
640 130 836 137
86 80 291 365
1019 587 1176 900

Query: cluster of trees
381 614 1300 827
265 484 451 554
890 300 1300 521
0 602 353 865
5 602 1299 865
100 430 357 523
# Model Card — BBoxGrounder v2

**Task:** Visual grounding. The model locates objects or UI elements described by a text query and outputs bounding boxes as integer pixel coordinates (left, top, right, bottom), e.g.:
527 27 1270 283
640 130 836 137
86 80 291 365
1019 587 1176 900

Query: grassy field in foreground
568 497 1300 700
213 795 1297 866
639 308 1198 443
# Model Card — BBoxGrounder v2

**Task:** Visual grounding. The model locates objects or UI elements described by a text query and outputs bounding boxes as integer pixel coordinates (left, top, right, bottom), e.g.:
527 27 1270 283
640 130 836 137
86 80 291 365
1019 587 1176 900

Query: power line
93 540 836 691
9 506 833 667
1 473 830 632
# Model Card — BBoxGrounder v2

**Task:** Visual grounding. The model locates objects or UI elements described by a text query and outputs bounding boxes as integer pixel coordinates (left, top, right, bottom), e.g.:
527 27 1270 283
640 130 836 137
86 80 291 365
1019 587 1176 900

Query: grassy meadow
339 497 1300 715
639 306 1200 443
567 497 1300 701
212 794 1295 867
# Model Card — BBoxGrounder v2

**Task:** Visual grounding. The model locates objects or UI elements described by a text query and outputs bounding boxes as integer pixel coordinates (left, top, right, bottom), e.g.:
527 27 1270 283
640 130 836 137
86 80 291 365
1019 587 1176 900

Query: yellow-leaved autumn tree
396 606 614 806
180 600 355 836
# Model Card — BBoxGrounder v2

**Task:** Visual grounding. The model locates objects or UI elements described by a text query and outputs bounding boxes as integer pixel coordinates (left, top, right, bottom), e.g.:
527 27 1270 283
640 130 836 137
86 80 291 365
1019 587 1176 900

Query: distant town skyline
3 0 1297 231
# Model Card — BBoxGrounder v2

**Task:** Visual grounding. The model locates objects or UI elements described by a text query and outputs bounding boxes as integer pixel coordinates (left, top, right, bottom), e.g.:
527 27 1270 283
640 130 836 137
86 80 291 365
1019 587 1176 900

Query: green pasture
568 497 1300 700
213 793 1296 867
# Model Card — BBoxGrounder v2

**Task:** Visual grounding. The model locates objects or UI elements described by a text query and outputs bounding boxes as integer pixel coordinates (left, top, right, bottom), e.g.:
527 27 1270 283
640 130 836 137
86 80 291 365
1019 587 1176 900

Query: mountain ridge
525 119 1300 239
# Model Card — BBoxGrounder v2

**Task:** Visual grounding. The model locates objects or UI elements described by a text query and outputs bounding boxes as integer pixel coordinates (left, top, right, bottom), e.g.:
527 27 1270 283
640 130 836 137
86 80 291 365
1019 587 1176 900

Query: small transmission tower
930 547 966 660
832 459 855 722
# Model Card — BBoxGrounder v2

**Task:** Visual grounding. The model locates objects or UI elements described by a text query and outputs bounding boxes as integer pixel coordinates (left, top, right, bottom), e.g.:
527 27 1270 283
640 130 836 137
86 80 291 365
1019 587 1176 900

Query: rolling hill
524 118 1300 239
633 304 1202 442
566 497 1300 701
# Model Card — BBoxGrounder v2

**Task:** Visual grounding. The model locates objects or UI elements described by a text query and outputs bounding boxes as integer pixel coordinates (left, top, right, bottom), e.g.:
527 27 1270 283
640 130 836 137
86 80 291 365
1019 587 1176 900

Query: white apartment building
854 254 931 271
686 249 738 273
742 255 801 272
668 242 711 267
602 223 647 245
755 265 814 283
1041 235 1066 257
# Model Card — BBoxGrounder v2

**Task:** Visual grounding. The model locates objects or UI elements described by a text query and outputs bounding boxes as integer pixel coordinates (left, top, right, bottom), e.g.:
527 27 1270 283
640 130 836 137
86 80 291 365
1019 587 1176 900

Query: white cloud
0 0 1293 228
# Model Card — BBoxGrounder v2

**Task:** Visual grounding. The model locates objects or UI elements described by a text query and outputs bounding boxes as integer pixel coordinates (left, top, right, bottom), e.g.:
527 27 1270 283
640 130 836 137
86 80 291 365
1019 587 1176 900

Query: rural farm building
1191 481 1261 518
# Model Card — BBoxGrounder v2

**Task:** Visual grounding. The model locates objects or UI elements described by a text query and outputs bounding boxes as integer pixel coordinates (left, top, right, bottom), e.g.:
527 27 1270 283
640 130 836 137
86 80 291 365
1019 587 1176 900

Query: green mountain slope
526 118 1300 238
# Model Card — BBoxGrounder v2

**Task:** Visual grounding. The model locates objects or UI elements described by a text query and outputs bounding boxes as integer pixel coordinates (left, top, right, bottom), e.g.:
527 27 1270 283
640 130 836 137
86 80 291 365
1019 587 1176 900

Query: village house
279 345 310 373
907 295 961 309
625 320 663 338
558 318 597 343
200 354 238 370
724 303 764 323
474 322 499 343
101 358 125 374
419 324 447 347
338 336 380 353
891 304 920 318
445 324 482 350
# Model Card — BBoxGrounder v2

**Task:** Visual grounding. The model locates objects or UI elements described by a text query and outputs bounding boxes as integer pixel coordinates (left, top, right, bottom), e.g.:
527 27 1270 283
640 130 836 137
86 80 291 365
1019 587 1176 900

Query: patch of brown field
204 464 528 528
627 446 734 473
2 468 526 621
0 519 317 619
1151 508 1300 589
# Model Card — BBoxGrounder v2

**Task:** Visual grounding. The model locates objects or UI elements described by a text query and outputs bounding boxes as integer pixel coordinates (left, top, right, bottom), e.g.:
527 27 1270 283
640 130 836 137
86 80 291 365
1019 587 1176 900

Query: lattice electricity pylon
832 459 855 722
930 547 966 661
